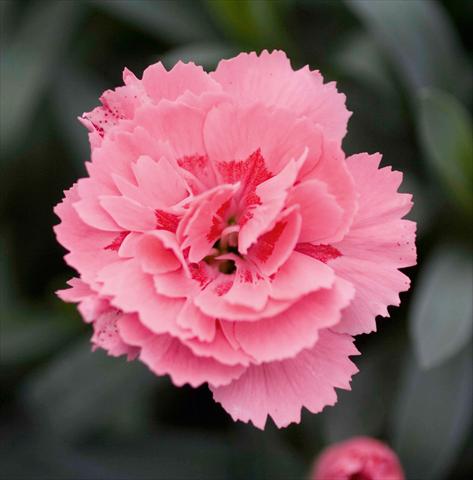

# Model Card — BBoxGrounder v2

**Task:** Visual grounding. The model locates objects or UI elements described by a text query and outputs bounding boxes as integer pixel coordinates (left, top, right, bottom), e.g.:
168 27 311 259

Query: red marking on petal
216 198 231 218
206 199 231 242
84 105 120 138
217 150 271 228
240 149 272 195
295 243 342 263
178 154 208 174
218 149 271 186
215 281 233 296
95 310 120 340
155 210 179 233
177 154 214 192
244 191 261 208
189 262 210 288
239 210 254 226
100 96 126 121
243 270 253 283
104 231 129 251
251 221 287 263
207 217 222 243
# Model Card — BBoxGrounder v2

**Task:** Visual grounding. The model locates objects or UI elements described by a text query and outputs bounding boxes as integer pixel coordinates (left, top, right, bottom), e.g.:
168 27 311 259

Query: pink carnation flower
54 51 416 429
311 436 405 480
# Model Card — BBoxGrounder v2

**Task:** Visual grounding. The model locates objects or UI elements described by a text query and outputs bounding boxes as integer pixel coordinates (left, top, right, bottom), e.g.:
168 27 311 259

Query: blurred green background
1 0 472 479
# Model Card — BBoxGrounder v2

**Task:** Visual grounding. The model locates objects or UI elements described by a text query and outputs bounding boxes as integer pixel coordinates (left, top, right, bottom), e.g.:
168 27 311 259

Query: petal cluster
54 51 416 429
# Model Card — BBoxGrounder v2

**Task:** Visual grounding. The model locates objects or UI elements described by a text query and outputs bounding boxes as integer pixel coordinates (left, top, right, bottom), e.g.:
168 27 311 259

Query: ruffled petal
194 274 292 321
118 313 246 386
56 278 94 302
140 334 245 388
73 186 120 232
142 61 220 103
99 195 156 231
204 102 322 177
135 230 184 274
153 269 198 298
331 257 411 335
132 155 189 208
269 251 335 301
117 312 154 346
233 278 354 362
182 325 252 367
221 259 271 311
92 310 139 359
287 179 344 243
91 127 174 185
210 50 350 143
97 259 185 337
54 185 119 285
56 278 109 323
238 151 305 254
79 76 143 142
134 100 206 159
181 184 239 263
176 299 216 342
302 141 357 244
211 329 359 429
331 153 416 335
247 207 301 276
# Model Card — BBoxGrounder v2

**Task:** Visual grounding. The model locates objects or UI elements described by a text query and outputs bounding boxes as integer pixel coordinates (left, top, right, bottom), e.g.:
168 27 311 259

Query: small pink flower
311 437 405 480
54 51 416 429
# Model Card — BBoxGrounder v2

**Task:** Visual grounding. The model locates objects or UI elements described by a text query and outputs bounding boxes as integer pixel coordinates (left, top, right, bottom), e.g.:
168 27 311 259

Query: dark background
1 1 472 479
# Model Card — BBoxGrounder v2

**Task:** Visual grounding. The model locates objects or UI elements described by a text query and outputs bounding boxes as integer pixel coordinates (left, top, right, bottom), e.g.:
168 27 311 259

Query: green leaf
0 0 14 47
0 429 110 479
205 0 289 49
78 426 305 480
392 346 472 480
227 426 305 480
409 244 473 369
417 88 473 216
78 433 231 479
0 309 80 366
334 32 396 96
23 340 157 439
0 0 83 158
90 0 215 44
1 425 304 480
345 0 471 101
0 231 16 310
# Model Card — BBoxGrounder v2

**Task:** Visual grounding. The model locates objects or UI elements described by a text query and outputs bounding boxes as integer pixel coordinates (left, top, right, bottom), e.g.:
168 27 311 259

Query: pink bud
311 436 404 480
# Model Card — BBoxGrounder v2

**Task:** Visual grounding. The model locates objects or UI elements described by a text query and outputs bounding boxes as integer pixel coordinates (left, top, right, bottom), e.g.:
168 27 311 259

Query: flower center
204 218 240 274
349 473 370 480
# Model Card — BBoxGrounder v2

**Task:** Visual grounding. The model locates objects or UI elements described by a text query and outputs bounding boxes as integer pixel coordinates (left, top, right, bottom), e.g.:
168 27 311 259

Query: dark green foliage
0 1 471 478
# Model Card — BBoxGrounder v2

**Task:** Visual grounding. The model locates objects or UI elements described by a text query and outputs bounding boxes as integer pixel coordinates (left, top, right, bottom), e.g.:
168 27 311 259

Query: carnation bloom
54 50 416 429
311 436 405 480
